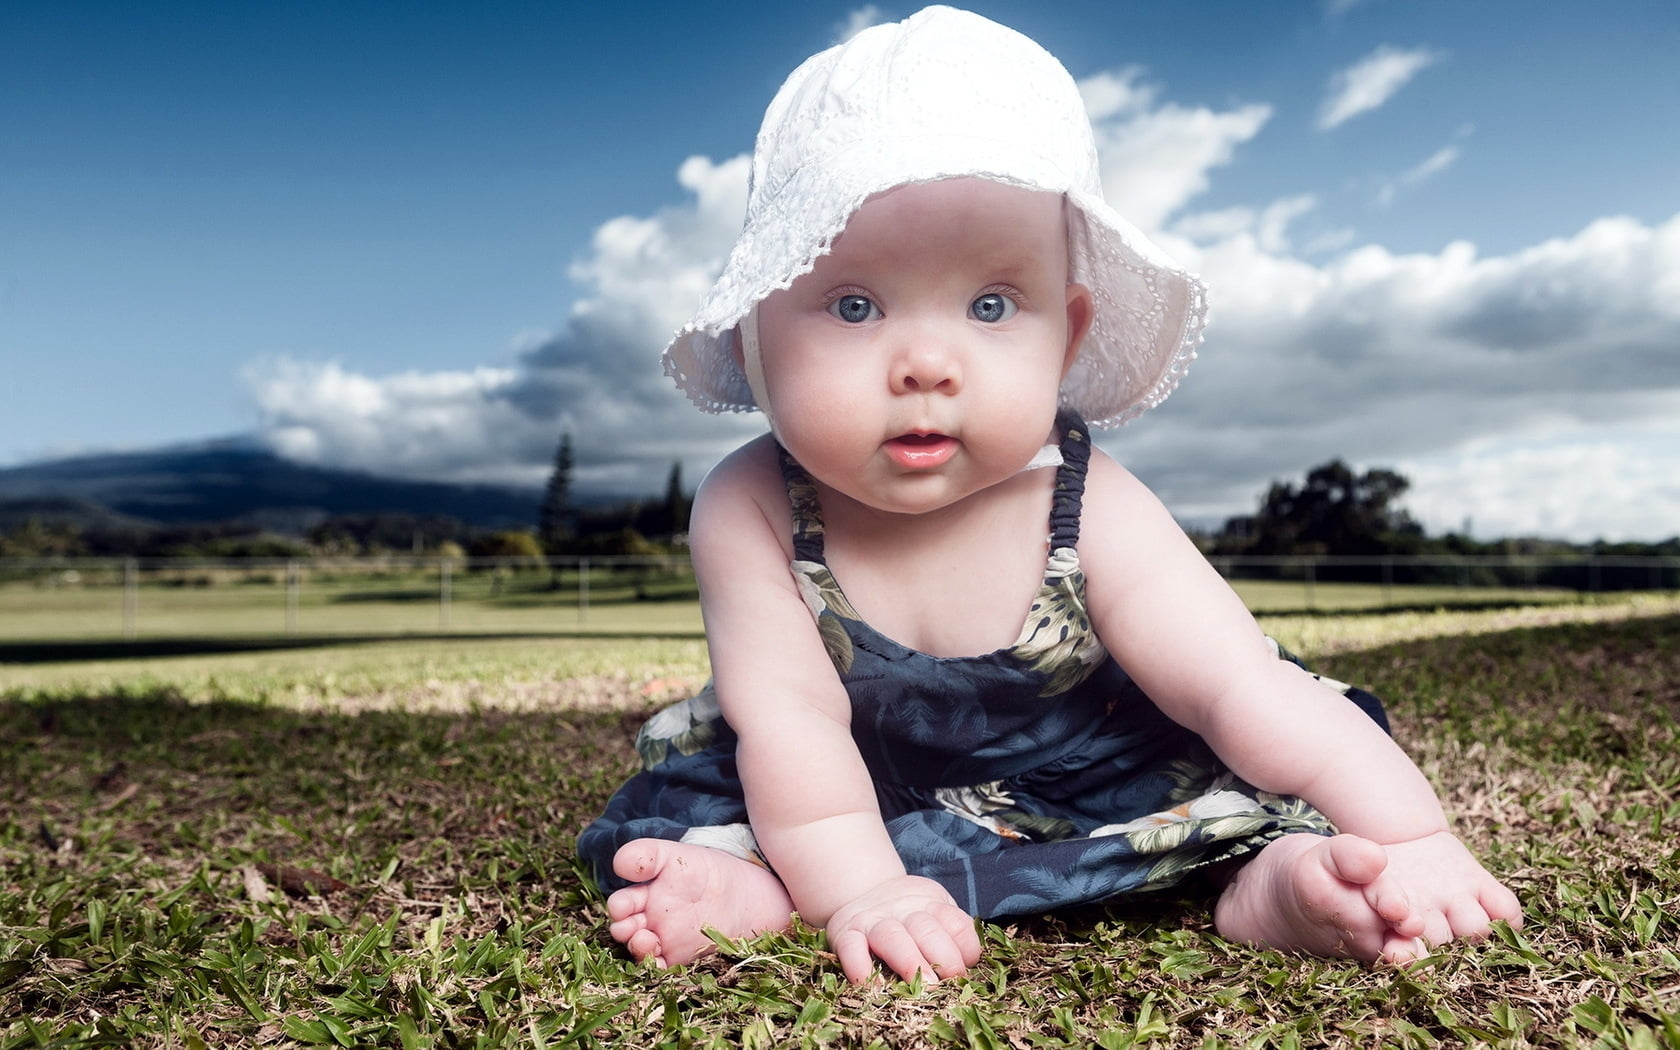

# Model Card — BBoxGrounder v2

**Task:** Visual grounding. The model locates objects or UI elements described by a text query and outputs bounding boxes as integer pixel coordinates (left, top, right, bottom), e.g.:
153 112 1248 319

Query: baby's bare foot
607 839 795 968
1214 833 1426 962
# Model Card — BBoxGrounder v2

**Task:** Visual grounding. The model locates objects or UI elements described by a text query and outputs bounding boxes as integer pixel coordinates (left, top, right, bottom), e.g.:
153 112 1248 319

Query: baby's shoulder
696 434 784 501
690 435 792 554
1080 446 1165 515
1077 447 1193 565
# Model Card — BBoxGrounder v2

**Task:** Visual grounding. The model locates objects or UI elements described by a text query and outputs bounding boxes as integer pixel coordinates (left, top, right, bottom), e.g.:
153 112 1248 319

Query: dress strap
1049 411 1091 550
778 444 826 562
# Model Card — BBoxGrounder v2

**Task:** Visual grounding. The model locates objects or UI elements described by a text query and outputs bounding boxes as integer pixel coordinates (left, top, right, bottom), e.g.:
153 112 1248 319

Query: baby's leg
1213 833 1427 962
607 838 796 968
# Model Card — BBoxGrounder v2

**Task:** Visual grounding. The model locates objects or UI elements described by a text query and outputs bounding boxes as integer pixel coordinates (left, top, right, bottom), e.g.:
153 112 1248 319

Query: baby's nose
890 340 962 395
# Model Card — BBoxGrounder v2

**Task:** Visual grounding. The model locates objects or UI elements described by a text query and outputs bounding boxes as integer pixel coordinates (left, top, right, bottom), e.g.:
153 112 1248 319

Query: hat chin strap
737 307 779 434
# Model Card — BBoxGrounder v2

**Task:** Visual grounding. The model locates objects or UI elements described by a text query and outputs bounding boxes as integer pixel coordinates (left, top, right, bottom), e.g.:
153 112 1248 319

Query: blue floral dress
577 414 1389 919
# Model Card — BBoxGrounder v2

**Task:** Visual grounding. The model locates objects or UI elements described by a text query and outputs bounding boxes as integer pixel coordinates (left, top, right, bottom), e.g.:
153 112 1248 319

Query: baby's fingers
866 918 946 984
904 911 972 981
831 926 878 986
936 908 983 967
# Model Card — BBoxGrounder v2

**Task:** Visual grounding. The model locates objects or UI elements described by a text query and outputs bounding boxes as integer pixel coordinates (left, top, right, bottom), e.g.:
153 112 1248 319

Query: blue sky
3 1 1679 540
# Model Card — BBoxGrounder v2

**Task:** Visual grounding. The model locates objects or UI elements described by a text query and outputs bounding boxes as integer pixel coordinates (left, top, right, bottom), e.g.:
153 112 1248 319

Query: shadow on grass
2 679 639 926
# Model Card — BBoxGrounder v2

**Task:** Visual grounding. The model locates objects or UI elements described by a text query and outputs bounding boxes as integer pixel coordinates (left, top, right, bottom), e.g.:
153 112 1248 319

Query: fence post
578 557 590 623
439 558 452 630
123 557 138 639
286 560 300 634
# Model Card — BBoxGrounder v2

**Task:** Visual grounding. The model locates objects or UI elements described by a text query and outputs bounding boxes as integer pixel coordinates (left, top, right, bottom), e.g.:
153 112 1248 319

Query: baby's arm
690 441 981 982
1078 451 1519 938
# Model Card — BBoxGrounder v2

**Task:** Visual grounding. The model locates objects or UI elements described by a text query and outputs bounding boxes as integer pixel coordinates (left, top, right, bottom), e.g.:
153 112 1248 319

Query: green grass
3 598 1680 1047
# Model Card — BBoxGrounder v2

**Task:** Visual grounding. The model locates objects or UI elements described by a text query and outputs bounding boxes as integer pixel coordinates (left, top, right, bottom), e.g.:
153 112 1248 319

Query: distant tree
661 461 690 539
469 530 544 560
0 518 86 557
538 431 574 554
573 526 664 557
307 513 467 555
1217 459 1423 556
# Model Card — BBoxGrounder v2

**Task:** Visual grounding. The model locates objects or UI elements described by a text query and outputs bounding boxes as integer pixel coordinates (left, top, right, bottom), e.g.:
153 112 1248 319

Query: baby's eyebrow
977 253 1061 284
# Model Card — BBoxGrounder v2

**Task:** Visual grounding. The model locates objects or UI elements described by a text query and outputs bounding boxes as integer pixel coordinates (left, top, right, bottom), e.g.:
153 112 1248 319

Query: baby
578 6 1520 985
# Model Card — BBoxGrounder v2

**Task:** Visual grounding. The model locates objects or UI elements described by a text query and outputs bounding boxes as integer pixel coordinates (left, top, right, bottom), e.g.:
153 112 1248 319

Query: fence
1208 553 1680 606
1 553 1676 641
0 555 698 641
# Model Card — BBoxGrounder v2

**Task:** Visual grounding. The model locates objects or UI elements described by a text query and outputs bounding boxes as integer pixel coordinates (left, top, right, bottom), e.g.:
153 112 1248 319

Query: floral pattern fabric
577 412 1389 918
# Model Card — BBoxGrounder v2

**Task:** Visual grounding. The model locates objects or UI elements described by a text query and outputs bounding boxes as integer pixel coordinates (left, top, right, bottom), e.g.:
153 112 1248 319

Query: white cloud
1173 195 1318 254
1079 69 1272 232
249 358 537 484
1318 45 1442 130
1400 419 1680 541
835 6 885 43
1376 144 1461 206
1078 68 1158 123
1109 211 1680 540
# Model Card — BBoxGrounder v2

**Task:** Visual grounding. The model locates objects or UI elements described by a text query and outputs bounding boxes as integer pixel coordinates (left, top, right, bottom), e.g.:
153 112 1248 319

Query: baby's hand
825 875 982 985
1371 831 1523 956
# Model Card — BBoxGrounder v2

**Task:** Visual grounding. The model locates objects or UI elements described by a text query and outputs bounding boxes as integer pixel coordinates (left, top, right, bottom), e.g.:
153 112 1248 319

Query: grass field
3 592 1679 1047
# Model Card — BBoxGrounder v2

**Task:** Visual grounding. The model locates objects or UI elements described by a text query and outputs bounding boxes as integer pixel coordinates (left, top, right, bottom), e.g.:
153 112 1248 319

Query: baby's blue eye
828 294 880 324
970 293 1017 323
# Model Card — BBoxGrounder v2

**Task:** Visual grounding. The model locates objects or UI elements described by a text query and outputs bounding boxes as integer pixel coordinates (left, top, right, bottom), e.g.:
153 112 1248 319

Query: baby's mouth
885 432 958 469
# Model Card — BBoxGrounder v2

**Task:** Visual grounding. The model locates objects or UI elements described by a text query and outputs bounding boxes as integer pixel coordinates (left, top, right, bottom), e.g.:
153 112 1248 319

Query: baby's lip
885 432 958 469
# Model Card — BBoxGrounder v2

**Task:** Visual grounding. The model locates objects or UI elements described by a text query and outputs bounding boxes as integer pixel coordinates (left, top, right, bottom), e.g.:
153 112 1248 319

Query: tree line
1196 458 1677 560
1 444 1674 564
0 432 692 561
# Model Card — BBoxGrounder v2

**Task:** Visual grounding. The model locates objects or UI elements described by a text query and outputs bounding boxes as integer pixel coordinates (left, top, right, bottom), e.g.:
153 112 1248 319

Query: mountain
0 438 543 533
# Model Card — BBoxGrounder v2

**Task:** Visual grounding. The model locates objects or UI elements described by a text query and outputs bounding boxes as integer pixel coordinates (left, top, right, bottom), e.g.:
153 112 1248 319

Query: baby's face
752 178 1092 516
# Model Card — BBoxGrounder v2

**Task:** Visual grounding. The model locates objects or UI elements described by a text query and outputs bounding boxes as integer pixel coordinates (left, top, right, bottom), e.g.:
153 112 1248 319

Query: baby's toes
1362 877 1422 936
1379 931 1430 964
625 927 667 966
609 911 649 945
1481 881 1524 928
1445 899 1497 942
607 885 650 923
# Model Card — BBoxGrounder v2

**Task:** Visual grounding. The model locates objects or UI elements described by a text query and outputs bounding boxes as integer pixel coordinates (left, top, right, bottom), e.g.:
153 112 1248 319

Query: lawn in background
3 595 1679 1047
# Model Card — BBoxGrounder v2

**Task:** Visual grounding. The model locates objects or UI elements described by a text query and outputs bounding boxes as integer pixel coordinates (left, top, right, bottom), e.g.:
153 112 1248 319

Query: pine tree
662 461 690 539
538 432 574 554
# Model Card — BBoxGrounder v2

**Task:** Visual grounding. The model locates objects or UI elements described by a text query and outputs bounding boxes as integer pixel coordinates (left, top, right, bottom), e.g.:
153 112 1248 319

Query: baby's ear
1063 282 1095 376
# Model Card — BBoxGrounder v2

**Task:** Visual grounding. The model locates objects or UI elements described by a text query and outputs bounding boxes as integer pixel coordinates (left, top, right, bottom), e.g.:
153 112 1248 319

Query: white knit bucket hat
661 5 1208 429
